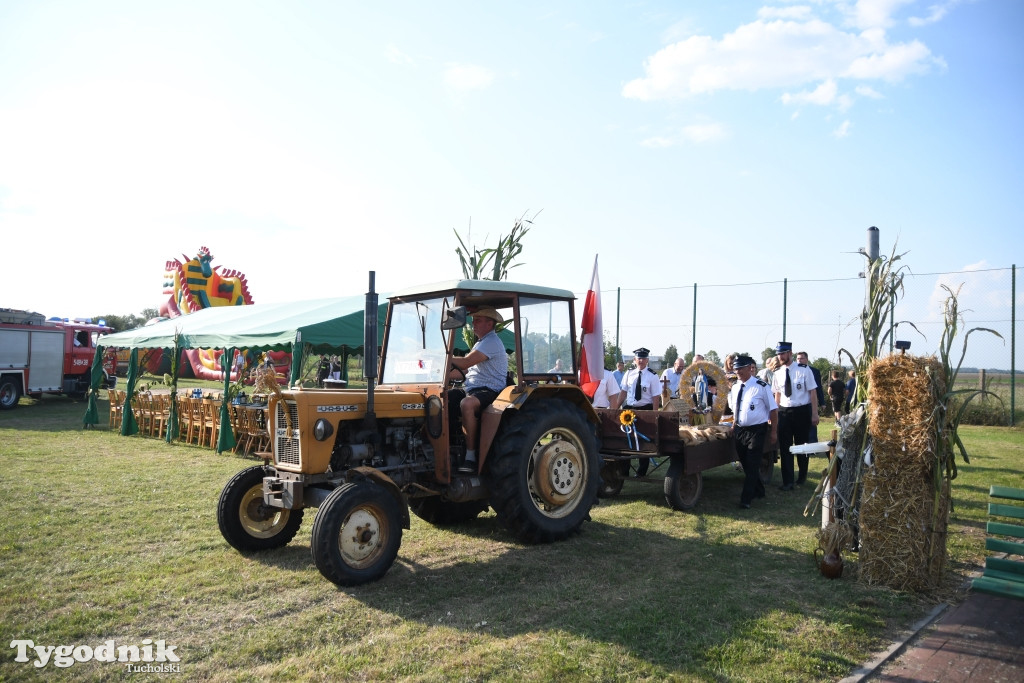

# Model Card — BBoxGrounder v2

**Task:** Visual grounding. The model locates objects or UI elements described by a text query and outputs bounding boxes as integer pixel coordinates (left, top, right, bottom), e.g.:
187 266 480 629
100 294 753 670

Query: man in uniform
617 347 662 476
728 355 777 508
618 347 662 411
770 341 819 490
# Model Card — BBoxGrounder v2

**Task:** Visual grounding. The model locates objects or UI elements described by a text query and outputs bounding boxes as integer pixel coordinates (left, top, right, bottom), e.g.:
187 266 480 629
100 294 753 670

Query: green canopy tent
85 296 389 448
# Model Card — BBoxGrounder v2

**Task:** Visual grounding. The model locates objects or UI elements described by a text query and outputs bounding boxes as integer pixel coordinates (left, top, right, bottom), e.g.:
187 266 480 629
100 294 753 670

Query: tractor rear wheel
486 398 599 543
218 466 303 551
311 481 403 586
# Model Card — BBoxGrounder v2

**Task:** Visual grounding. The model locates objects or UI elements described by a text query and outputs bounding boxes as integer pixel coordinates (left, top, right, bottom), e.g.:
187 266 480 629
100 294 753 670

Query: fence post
1012 264 1016 426
782 278 788 342
692 283 697 359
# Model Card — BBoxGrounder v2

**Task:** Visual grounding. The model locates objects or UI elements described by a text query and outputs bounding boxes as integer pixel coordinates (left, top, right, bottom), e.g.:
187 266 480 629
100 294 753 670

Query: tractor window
519 297 575 375
382 297 448 384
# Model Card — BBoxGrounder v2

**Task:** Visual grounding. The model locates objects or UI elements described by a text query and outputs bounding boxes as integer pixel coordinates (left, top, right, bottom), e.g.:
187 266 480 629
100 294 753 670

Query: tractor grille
274 400 302 467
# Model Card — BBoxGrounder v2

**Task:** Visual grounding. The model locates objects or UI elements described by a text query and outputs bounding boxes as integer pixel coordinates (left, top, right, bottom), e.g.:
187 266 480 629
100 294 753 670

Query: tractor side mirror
441 305 467 331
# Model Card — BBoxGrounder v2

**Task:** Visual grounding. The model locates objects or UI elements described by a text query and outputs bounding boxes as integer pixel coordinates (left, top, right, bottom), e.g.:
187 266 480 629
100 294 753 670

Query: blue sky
1 1 1020 367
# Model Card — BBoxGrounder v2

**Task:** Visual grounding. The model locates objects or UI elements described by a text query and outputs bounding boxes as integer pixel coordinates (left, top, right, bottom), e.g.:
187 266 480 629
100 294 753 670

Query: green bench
972 485 1024 600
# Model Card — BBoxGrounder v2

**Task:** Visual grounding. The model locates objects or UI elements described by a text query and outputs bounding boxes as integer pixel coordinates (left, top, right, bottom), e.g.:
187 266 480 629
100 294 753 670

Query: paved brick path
868 591 1024 682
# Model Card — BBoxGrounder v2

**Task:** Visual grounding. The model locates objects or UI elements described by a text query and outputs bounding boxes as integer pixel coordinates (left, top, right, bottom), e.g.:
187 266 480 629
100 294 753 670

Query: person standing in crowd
796 351 824 443
771 341 819 490
448 307 508 474
618 348 662 411
660 357 686 399
758 355 780 385
729 355 778 509
613 360 625 386
618 347 661 476
592 368 622 409
828 369 847 421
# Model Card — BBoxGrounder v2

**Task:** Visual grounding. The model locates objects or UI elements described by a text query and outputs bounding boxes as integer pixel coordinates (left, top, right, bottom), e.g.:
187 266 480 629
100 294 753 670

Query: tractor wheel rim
239 486 290 538
530 429 585 510
339 506 386 568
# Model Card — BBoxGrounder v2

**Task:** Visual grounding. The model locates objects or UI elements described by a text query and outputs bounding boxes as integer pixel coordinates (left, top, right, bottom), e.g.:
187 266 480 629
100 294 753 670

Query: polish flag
578 255 603 398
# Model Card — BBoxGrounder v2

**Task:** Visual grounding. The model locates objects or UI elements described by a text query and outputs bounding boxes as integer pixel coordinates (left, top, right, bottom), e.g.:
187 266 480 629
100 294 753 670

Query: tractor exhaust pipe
363 271 378 432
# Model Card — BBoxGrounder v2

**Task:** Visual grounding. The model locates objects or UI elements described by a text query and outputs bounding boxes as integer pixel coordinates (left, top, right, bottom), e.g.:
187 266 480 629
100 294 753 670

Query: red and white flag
578 255 603 398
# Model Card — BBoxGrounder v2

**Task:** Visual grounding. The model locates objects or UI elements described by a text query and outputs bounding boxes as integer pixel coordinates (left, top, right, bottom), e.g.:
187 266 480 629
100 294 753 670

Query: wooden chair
151 394 171 439
245 406 271 454
133 392 153 436
201 399 221 448
229 404 249 454
108 389 124 430
176 396 192 443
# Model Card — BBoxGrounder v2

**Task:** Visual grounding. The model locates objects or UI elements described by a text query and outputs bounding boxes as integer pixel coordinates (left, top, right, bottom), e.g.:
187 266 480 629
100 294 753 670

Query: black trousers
778 403 812 485
735 423 767 504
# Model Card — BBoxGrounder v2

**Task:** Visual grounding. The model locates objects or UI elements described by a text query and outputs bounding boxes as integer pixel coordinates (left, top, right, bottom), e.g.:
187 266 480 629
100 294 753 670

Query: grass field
1 395 1021 681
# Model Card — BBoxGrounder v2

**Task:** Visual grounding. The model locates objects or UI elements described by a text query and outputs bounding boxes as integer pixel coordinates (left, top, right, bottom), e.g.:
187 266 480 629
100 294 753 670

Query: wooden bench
971 485 1024 600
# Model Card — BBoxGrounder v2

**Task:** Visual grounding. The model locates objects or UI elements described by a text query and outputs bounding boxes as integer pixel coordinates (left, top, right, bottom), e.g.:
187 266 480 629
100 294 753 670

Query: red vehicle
0 308 116 410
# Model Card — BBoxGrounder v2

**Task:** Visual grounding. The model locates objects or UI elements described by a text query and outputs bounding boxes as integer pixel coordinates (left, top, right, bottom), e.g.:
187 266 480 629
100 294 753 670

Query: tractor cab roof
388 279 576 309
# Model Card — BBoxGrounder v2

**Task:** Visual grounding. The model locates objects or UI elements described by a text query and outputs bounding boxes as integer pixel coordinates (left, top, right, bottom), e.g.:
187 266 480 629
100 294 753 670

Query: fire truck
0 308 116 410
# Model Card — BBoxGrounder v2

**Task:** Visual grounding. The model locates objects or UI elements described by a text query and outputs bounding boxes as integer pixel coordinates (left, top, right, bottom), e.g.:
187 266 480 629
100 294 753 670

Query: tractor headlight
313 418 334 441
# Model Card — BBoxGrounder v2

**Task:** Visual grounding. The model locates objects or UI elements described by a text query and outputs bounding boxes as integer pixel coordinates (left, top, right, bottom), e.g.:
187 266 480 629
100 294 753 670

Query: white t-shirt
593 370 621 409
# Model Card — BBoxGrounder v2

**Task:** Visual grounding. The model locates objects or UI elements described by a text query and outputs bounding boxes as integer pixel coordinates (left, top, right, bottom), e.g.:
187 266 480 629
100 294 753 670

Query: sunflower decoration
619 409 636 427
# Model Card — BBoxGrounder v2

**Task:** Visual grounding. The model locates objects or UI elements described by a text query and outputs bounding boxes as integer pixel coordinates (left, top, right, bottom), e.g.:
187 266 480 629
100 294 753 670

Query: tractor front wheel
218 466 304 551
311 481 403 586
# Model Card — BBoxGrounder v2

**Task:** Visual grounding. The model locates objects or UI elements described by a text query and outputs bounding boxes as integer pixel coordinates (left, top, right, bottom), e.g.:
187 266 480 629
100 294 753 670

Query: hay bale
858 354 949 591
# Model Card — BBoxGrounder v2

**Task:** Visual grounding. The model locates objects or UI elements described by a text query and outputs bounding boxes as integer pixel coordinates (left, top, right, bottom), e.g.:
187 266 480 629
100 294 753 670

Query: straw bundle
677 424 731 444
858 353 948 591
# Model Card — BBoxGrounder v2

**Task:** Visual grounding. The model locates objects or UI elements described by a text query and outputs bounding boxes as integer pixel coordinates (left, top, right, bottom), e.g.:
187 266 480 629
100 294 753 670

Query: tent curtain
82 347 105 428
120 349 140 436
289 340 306 387
216 348 237 453
165 336 182 442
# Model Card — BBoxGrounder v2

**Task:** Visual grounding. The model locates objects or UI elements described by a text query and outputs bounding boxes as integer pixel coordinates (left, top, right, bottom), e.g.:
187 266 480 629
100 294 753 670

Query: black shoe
778 484 794 491
457 461 478 474
796 477 806 486
739 502 751 509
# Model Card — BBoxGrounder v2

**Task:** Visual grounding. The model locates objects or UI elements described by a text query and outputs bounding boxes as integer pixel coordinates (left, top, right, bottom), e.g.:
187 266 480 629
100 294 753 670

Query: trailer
594 408 777 510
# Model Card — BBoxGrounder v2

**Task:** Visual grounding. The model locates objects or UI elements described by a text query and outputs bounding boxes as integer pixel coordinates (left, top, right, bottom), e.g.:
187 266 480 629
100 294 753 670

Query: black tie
784 367 792 397
634 371 642 401
735 383 744 427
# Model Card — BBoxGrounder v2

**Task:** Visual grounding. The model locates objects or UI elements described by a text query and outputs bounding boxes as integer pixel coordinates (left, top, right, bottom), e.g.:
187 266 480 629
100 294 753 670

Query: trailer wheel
311 481 403 586
664 457 703 511
487 398 600 544
0 376 21 410
409 497 488 525
597 462 625 498
218 466 303 551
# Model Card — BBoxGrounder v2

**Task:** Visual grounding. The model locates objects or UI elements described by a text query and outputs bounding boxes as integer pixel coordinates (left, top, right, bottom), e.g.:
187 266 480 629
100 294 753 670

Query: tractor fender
345 466 411 530
479 384 600 465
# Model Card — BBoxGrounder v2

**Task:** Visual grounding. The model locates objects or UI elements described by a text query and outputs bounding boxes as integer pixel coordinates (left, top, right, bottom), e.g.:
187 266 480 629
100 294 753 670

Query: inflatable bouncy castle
161 246 254 317
142 247 289 382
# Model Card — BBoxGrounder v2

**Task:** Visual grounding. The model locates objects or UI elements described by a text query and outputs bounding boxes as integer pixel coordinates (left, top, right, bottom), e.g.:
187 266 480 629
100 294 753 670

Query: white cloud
443 63 495 91
832 120 852 137
909 1 962 26
758 5 814 21
782 79 839 106
855 84 884 98
843 0 916 30
385 43 416 66
622 14 942 102
640 136 676 148
682 122 728 143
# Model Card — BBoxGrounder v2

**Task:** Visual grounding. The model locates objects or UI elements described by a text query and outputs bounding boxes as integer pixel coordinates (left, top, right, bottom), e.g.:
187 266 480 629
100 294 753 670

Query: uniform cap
733 355 755 369
775 341 792 353
633 347 650 358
